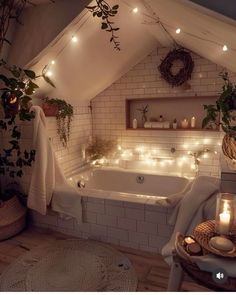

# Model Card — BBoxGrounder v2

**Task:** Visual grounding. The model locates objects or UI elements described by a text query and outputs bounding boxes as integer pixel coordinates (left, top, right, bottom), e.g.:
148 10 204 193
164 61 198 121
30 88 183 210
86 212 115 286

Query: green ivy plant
86 1 120 50
202 72 236 138
43 97 73 147
0 60 55 200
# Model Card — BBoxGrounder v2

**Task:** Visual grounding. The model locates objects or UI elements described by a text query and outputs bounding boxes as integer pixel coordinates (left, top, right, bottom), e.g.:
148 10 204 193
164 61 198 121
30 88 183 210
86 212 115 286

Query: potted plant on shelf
173 118 177 129
202 71 236 169
42 97 73 147
137 104 148 127
0 60 55 240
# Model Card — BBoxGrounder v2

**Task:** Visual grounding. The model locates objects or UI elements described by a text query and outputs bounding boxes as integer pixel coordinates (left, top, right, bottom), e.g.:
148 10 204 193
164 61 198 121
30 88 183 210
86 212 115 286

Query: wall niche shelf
125 96 220 132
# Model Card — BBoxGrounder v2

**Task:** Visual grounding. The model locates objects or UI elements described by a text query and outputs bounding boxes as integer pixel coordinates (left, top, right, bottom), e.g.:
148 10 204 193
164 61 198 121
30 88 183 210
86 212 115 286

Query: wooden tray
193 220 236 258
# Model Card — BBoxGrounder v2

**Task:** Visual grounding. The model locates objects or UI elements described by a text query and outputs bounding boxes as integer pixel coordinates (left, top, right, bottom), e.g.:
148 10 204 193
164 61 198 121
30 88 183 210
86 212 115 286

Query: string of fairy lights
91 137 221 174
41 0 234 79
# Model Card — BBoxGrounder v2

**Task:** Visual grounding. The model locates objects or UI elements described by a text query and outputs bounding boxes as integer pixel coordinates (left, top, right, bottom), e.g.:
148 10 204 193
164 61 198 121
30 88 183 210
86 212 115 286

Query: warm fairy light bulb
223 45 228 52
117 145 122 151
191 164 196 170
214 151 218 154
133 7 138 13
203 153 208 159
175 28 181 34
51 60 55 65
71 35 78 43
46 71 53 77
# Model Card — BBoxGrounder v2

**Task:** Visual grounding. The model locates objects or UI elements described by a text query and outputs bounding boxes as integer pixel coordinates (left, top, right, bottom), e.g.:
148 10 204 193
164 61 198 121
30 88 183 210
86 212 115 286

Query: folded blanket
162 176 220 265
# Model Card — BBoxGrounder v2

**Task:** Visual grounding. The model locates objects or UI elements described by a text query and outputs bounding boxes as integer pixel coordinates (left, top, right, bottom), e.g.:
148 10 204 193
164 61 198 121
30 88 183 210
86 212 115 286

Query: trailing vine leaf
43 74 56 88
202 72 236 138
86 0 120 50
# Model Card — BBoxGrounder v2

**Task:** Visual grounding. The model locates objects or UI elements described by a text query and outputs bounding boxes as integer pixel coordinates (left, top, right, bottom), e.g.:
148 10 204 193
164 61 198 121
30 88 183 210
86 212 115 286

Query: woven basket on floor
0 196 27 241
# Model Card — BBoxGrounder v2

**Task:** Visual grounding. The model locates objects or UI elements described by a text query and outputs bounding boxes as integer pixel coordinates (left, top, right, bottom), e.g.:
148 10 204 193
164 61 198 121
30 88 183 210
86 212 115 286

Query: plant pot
0 196 27 241
42 103 58 117
173 123 177 129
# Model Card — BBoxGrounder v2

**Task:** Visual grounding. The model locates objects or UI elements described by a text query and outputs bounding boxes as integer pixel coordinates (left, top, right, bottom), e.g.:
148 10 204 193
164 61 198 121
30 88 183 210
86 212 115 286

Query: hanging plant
0 61 54 201
86 1 120 50
202 71 236 168
158 48 194 87
43 97 73 147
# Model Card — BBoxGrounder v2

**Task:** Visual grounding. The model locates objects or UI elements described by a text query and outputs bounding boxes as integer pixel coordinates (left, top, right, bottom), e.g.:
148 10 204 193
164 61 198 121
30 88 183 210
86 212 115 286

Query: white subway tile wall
91 47 236 178
30 195 173 254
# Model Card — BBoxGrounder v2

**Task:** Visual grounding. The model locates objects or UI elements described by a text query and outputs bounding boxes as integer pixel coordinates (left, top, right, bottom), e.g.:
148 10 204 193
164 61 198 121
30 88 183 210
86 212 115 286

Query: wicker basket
0 196 27 241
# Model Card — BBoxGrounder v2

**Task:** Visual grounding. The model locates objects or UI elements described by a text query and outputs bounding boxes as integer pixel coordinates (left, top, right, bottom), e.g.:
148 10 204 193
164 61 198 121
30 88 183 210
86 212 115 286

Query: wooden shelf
125 96 220 130
126 128 220 132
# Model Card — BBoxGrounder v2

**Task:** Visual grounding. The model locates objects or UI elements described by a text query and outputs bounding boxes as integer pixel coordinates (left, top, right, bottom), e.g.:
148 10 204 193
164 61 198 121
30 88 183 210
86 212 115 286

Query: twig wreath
158 48 194 87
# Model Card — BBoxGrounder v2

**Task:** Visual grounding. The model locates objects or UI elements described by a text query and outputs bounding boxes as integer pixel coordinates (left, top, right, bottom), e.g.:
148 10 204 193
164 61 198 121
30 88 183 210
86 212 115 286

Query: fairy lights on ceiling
39 0 233 84
128 0 233 53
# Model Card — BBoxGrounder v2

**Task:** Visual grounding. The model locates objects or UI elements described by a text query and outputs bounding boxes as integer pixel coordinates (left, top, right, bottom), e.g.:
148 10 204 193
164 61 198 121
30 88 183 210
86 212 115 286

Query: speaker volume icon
216 272 224 280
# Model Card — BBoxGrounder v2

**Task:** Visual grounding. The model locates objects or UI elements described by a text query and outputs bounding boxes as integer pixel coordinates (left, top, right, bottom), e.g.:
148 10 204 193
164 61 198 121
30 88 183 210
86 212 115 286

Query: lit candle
184 236 195 245
190 116 196 128
219 211 231 235
181 118 189 128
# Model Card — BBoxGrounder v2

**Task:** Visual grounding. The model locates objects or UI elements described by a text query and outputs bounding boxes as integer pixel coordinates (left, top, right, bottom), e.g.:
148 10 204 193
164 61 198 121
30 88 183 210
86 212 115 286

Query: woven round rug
0 239 138 291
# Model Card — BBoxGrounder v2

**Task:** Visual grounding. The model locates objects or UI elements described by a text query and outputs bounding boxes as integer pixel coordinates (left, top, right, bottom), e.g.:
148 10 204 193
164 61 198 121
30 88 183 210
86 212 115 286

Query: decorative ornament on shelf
137 104 148 127
172 118 177 129
42 97 73 148
190 116 196 128
158 48 194 87
202 71 236 169
181 118 189 128
132 118 138 129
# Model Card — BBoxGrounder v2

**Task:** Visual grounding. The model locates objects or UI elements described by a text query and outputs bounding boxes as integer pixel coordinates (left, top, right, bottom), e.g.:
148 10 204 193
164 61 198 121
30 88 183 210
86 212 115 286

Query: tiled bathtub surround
91 47 236 178
30 195 173 254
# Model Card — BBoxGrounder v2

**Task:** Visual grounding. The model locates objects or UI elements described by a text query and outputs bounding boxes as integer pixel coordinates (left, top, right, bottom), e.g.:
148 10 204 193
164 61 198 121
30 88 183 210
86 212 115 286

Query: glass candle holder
215 193 236 236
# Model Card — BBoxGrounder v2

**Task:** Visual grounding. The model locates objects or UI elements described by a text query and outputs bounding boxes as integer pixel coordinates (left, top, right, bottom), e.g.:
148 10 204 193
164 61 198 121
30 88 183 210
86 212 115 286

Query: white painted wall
7 0 90 67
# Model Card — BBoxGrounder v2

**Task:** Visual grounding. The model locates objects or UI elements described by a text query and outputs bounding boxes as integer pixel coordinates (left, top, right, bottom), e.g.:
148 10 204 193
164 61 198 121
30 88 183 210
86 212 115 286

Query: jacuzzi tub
69 167 190 201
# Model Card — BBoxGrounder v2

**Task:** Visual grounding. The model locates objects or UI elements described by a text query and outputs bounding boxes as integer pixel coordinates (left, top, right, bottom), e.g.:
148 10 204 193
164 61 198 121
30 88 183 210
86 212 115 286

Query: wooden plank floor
0 226 209 292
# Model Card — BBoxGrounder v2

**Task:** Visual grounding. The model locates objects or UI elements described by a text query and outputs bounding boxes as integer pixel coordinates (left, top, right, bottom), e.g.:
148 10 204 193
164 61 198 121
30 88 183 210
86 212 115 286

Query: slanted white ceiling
9 0 236 103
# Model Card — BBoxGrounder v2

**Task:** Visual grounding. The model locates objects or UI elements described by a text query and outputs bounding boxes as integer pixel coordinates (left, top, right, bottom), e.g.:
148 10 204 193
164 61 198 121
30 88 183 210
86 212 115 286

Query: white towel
161 176 220 265
27 106 82 222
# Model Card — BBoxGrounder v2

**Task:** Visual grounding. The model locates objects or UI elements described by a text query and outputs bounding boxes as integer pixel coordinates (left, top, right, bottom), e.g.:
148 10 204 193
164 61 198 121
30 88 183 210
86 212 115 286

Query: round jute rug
0 239 138 291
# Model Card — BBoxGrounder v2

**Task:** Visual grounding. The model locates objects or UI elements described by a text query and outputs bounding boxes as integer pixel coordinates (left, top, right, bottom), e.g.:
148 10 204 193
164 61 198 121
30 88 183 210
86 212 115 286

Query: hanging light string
29 0 235 78
121 0 236 53
28 9 92 76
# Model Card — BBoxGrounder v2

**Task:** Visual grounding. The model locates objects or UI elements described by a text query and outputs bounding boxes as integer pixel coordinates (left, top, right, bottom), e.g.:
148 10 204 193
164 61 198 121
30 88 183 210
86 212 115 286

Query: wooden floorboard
0 226 209 291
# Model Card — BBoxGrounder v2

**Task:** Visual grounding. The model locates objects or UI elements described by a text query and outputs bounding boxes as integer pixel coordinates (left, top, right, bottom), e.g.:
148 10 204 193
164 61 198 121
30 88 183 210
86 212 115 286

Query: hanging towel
27 106 82 222
161 176 220 265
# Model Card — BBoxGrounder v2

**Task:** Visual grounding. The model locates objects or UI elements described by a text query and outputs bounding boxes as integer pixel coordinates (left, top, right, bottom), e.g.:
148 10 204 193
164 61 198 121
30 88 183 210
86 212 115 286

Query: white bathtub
69 167 190 201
